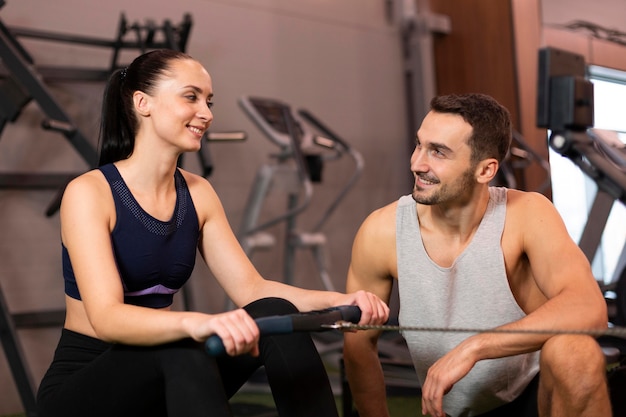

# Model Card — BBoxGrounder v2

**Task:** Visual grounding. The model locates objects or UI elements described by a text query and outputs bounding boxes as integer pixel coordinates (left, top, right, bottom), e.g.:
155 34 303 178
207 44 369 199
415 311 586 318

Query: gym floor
226 342 422 417
229 393 421 417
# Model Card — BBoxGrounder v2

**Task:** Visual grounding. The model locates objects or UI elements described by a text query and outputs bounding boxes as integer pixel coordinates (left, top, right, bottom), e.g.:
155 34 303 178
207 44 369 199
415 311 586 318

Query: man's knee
539 335 613 415
540 335 606 391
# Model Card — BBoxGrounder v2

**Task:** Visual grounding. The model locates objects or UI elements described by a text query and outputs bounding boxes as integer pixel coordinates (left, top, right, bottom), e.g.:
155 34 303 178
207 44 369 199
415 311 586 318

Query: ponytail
97 68 135 166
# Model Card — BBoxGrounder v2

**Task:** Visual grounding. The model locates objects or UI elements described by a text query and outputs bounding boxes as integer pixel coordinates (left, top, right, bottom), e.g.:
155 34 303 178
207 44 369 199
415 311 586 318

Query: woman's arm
187 171 389 324
62 171 260 355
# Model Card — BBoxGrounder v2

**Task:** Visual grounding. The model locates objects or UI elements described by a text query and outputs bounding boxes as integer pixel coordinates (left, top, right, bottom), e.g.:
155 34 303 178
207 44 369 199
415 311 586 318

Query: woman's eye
207 101 214 109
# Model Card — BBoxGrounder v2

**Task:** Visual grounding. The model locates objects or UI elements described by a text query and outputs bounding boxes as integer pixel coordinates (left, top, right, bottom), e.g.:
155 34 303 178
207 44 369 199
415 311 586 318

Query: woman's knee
244 297 298 319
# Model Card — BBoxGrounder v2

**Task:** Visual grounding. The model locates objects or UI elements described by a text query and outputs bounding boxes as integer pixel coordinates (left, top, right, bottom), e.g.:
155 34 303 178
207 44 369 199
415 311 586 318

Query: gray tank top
397 187 539 416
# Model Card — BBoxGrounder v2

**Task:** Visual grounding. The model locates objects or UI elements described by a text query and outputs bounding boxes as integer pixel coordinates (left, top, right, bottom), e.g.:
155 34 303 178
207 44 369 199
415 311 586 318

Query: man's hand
334 290 390 326
420 342 478 417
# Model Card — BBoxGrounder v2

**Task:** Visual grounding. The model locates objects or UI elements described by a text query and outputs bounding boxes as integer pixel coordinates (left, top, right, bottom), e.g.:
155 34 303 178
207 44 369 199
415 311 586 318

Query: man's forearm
343 336 390 417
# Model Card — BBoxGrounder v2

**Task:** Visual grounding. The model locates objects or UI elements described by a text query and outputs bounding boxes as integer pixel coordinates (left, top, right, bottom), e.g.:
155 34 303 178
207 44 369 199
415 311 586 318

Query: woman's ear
133 91 150 117
476 158 499 184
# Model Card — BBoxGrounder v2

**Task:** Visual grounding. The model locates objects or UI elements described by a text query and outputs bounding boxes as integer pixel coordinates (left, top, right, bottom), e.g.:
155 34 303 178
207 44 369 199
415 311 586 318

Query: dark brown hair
430 93 512 164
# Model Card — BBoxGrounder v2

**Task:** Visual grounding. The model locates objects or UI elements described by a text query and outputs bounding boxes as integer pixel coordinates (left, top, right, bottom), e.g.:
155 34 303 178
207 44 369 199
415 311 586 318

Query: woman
37 49 388 417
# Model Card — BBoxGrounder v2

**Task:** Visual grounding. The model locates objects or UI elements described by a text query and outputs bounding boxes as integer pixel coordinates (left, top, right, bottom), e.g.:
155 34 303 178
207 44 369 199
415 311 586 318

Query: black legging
37 297 339 417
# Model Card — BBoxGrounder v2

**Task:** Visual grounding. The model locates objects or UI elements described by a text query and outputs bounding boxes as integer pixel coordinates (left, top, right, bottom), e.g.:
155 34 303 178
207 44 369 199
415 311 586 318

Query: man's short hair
430 93 512 164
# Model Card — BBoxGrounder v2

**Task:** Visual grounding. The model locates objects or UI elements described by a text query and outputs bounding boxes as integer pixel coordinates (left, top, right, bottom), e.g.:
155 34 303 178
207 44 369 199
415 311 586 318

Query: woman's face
137 58 214 153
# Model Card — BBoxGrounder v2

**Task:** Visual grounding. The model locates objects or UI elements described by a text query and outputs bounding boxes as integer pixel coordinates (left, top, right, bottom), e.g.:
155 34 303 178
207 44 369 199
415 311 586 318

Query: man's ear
476 158 499 184
133 91 150 117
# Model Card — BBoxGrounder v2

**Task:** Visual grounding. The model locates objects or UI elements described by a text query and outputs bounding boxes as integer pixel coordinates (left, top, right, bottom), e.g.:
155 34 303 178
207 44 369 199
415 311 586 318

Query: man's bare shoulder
350 200 400 286
359 200 399 236
504 188 568 241
505 188 555 214
505 188 548 201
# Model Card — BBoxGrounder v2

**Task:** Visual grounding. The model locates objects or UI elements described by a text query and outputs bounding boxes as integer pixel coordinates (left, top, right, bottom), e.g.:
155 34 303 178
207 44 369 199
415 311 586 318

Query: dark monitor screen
536 47 593 131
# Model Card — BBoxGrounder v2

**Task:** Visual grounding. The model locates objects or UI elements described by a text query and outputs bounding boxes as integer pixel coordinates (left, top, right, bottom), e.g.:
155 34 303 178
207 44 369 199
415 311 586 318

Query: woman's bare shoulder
63 169 110 204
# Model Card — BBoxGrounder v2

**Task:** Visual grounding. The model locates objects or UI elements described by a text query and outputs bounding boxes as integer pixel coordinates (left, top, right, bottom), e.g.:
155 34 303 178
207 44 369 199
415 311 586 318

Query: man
343 93 612 417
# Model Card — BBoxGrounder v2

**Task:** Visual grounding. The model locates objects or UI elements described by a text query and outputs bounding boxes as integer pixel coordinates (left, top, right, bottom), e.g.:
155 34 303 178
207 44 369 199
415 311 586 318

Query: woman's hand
186 309 260 357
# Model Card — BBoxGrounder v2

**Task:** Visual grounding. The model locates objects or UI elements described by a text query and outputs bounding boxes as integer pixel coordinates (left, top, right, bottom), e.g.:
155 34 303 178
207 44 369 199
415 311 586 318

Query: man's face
410 111 477 206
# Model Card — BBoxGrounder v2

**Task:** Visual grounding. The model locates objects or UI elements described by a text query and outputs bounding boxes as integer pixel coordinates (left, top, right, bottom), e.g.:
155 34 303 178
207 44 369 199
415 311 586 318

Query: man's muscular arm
343 205 396 417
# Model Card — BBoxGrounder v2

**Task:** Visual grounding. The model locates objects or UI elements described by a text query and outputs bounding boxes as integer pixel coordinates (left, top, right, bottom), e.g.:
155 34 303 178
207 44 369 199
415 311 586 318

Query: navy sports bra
63 163 200 308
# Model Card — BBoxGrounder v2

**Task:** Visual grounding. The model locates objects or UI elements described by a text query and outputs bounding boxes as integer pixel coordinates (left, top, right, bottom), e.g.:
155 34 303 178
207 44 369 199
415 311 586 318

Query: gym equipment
0 0 99 213
0 285 37 416
0 0 193 216
7 9 192 82
386 0 450 141
536 46 626 355
235 98 413 395
494 130 552 194
537 47 626 286
234 96 364 298
205 305 361 356
325 320 626 339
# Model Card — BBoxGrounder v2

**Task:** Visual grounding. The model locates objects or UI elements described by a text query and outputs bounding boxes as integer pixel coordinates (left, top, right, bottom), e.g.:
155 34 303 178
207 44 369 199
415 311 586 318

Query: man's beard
412 165 476 206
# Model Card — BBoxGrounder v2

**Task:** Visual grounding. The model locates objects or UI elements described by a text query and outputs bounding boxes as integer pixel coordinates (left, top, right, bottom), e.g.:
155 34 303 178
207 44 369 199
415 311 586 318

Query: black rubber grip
205 305 361 356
